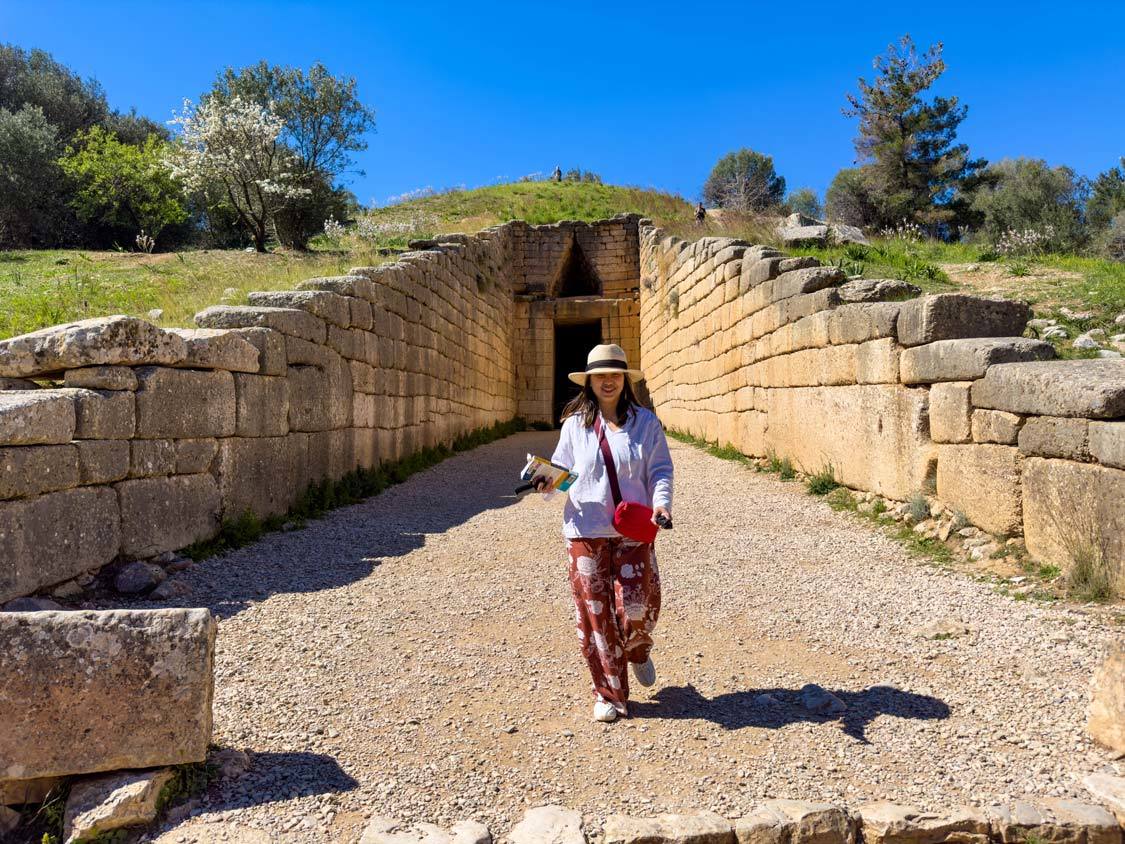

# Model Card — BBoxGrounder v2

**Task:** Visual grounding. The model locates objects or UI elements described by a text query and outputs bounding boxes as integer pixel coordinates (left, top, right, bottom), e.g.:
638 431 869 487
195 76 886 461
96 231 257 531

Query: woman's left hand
652 506 671 525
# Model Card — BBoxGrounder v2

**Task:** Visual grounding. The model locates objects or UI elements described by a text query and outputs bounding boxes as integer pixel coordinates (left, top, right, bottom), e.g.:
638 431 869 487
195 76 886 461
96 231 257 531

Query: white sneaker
593 699 618 723
632 657 656 688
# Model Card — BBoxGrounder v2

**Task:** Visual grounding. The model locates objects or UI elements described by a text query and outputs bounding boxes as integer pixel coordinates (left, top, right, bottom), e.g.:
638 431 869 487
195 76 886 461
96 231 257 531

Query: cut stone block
63 767 174 844
509 806 585 844
194 305 327 345
936 444 1022 536
214 436 307 519
900 338 1055 384
1089 421 1125 469
0 377 38 390
838 279 921 303
0 389 76 445
0 315 187 378
297 274 374 300
129 439 176 478
134 366 235 439
166 327 260 372
225 327 286 376
772 266 845 303
971 409 1024 445
175 438 218 475
68 388 135 439
247 290 351 328
986 798 1121 844
972 360 1125 418
76 440 129 485
828 303 902 345
778 225 829 246
1021 458 1125 574
604 812 734 844
1083 773 1125 826
0 775 63 806
360 816 491 844
0 444 79 499
858 802 990 844
115 474 221 558
1018 417 1090 460
929 382 973 444
0 608 214 780
63 366 138 391
0 487 120 602
735 799 855 844
896 295 1031 347
1089 641 1125 754
234 373 289 437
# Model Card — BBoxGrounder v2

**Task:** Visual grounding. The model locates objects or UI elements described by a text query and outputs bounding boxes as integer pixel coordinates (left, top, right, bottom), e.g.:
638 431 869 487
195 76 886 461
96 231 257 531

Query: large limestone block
360 816 491 844
134 366 236 439
63 365 138 391
175 438 218 474
0 315 187 378
1090 421 1125 469
1088 641 1125 754
900 338 1055 384
194 305 327 345
735 799 855 844
771 266 845 303
828 303 902 345
225 327 286 376
297 274 374 301
896 295 1031 347
972 360 1125 418
247 290 350 328
604 812 733 844
0 389 76 445
986 798 1121 844
0 609 214 780
972 409 1024 445
857 803 990 844
1083 774 1125 826
63 767 174 843
68 388 135 439
509 806 585 844
764 384 933 500
930 382 973 444
936 444 1022 535
166 327 260 372
129 439 176 478
838 279 921 303
233 373 289 437
115 474 221 558
857 338 900 384
76 440 129 485
1022 458 1124 578
0 487 120 602
0 444 79 499
1019 417 1090 460
288 364 332 431
214 436 306 519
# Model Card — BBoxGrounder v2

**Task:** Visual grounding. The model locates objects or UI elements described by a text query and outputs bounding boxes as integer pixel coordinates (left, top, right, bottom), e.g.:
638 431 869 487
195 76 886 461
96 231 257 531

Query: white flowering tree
165 96 309 252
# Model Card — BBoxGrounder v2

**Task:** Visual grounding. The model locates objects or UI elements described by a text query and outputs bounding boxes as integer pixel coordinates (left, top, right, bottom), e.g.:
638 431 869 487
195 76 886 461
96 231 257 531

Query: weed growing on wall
186 418 527 561
805 464 840 495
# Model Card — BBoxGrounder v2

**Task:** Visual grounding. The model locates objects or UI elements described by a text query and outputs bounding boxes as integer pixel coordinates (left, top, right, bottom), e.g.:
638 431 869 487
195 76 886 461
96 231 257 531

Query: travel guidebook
520 455 578 491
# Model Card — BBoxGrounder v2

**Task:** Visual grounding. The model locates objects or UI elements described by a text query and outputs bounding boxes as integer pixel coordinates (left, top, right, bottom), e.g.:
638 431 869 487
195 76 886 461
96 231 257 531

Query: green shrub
908 491 931 522
806 464 840 495
778 457 796 481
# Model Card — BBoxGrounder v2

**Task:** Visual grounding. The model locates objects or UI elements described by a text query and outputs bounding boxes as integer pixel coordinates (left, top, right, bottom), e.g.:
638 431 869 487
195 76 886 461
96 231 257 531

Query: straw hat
568 344 645 385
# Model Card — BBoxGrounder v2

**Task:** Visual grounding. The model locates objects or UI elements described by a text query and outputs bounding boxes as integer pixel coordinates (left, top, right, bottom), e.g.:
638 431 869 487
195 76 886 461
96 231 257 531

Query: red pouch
594 416 659 544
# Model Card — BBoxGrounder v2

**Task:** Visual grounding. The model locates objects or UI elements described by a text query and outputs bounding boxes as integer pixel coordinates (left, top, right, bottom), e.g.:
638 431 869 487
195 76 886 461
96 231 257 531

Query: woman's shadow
628 684 949 743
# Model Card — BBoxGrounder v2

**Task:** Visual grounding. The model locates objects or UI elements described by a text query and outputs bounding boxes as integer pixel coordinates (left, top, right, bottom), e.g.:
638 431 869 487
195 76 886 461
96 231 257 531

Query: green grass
805 464 840 495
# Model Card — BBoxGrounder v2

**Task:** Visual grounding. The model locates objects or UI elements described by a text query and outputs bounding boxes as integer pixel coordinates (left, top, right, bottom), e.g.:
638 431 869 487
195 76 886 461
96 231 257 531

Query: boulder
603 812 734 844
0 316 187 378
779 225 830 246
115 474 221 558
986 798 1121 844
509 805 586 844
858 802 990 844
166 328 260 372
0 609 215 781
360 816 492 844
114 560 167 594
735 799 855 844
63 767 174 843
971 360 1125 418
896 295 1031 347
63 365 139 391
194 305 327 345
1088 640 1125 754
0 389 76 445
900 338 1055 384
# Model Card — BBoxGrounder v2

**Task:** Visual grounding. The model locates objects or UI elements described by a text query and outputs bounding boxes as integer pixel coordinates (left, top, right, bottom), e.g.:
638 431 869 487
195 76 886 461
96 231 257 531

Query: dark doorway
553 321 602 425
556 241 600 297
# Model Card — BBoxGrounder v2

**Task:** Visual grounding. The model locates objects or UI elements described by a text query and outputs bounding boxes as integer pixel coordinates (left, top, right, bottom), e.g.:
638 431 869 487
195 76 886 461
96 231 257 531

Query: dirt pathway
142 432 1116 843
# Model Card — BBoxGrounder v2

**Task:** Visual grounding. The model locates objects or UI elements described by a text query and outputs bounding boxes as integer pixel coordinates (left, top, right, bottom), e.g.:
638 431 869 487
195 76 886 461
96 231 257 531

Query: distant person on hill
695 202 706 225
553 165 563 182
532 344 674 723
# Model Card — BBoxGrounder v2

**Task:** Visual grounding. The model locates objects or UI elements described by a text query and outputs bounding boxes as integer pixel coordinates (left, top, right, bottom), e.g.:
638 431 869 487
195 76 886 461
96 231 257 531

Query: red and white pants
566 537 662 714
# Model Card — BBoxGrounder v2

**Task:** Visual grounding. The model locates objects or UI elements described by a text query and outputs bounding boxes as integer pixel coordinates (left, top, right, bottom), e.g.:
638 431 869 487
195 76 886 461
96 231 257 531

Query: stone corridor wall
0 233 519 603
638 225 1125 568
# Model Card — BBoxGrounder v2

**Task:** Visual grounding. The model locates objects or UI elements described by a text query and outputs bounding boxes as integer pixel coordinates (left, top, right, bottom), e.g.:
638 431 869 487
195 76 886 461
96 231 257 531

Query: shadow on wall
629 683 950 743
118 431 558 620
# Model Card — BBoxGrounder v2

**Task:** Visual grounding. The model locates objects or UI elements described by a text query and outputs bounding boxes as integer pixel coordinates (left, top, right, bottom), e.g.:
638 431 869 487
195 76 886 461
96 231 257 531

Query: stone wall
0 233 519 603
638 225 1125 571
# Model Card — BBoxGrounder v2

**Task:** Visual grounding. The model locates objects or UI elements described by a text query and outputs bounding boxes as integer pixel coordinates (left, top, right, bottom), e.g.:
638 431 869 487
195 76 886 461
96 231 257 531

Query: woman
537 343 674 723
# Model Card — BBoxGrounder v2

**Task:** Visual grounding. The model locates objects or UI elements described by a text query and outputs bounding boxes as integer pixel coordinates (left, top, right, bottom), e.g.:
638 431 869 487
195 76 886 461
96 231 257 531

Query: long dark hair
561 377 640 429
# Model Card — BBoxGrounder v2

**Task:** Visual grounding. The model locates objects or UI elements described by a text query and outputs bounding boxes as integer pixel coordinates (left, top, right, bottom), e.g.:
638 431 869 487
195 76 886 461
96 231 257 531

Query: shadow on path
629 684 950 742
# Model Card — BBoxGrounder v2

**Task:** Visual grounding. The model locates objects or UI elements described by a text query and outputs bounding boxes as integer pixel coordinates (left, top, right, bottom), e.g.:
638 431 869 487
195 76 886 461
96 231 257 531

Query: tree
1087 158 1125 233
0 104 66 246
971 158 1088 252
166 97 310 252
785 187 822 219
0 44 108 140
702 149 785 211
843 35 986 234
824 167 879 228
59 126 187 246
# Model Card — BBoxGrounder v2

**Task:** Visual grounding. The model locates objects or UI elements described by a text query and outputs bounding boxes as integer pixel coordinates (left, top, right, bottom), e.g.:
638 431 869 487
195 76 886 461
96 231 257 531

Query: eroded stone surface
195 305 327 345
1088 641 1125 754
359 816 492 844
986 798 1121 844
0 316 187 378
63 365 139 391
0 389 76 445
896 295 1031 347
604 812 734 844
167 328 260 372
63 767 174 844
972 360 1125 418
899 338 1054 384
734 800 855 844
509 806 585 844
116 474 221 558
858 802 989 844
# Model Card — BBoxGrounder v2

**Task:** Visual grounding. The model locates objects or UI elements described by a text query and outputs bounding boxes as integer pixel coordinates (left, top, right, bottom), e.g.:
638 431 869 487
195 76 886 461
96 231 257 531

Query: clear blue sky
3 0 1123 207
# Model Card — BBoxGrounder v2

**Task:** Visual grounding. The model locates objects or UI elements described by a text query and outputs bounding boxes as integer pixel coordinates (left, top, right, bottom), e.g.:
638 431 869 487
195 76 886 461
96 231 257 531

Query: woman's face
590 372 624 405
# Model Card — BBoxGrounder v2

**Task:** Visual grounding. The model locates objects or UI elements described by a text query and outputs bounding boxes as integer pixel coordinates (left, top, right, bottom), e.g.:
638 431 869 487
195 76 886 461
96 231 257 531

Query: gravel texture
131 431 1118 843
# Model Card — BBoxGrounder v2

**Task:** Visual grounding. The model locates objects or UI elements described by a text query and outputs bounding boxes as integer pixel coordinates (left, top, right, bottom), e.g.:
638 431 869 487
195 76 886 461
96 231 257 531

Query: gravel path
143 431 1117 843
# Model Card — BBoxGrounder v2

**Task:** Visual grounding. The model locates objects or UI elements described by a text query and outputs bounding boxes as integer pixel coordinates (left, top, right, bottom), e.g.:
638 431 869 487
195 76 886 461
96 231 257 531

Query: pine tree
844 35 985 235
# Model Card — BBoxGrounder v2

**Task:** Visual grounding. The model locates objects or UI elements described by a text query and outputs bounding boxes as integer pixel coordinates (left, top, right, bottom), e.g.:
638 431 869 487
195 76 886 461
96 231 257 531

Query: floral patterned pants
566 537 662 714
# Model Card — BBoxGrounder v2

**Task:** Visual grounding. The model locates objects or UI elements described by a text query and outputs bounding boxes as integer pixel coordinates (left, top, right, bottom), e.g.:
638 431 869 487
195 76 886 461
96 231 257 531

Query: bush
785 187 822 219
971 158 1088 253
825 167 878 228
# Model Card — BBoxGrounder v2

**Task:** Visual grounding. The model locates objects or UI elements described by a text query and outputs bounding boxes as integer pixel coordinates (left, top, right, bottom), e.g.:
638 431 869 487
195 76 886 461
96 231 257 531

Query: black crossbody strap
593 415 622 507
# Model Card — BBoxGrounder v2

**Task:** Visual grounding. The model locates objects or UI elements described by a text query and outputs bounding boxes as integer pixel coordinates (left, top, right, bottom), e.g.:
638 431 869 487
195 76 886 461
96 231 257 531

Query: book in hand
520 454 578 492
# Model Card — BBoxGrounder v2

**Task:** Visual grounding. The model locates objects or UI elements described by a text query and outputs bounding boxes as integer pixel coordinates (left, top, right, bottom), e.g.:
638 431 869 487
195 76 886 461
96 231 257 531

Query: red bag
594 416 659 544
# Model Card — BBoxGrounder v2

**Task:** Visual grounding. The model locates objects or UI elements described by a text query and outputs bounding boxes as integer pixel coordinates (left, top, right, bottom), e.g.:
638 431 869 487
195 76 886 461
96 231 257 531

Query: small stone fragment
114 561 166 594
798 684 847 716
63 767 174 844
2 596 63 612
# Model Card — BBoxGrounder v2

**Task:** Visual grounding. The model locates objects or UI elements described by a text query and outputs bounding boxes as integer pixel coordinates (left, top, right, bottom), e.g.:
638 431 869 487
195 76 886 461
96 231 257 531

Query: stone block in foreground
896 295 1031 347
986 798 1121 844
0 316 187 378
0 609 215 781
972 360 1125 418
604 812 733 844
360 816 492 844
899 338 1055 384
509 806 585 844
63 767 174 844
735 799 855 844
857 802 990 844
1088 640 1125 754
